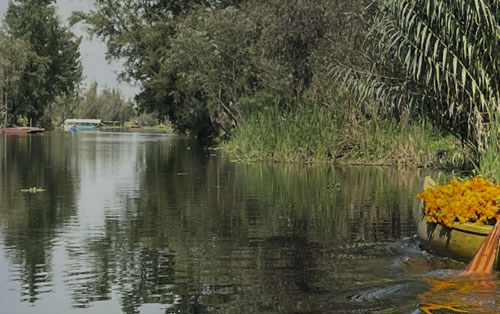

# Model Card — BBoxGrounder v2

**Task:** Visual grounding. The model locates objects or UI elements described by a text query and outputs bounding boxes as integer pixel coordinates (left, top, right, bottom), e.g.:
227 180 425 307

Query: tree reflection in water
0 131 444 313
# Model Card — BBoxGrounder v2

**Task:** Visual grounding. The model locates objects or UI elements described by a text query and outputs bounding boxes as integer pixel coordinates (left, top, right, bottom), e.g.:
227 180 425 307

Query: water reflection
419 274 500 314
1 131 495 313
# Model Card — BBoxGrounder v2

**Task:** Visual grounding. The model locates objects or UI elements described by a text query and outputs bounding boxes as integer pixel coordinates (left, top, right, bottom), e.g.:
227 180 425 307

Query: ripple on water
0 133 463 313
347 282 413 302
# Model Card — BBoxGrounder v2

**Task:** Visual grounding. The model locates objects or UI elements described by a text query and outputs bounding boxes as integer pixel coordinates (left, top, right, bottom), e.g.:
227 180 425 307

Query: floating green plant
20 187 45 193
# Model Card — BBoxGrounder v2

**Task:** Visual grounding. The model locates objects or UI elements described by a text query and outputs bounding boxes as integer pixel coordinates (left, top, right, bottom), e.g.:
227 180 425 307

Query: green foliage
334 0 500 156
252 0 339 99
222 93 468 167
347 120 470 168
72 0 253 137
16 115 28 126
41 82 135 129
20 187 45 193
476 113 500 181
4 0 82 126
75 82 135 122
238 92 280 117
73 0 367 137
221 96 338 162
42 93 82 129
165 5 259 135
0 30 29 126
67 0 478 170
136 111 159 127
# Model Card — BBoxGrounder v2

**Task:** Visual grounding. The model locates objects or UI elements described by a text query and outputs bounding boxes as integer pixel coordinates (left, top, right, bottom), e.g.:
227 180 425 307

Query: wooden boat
1 127 45 134
413 176 500 267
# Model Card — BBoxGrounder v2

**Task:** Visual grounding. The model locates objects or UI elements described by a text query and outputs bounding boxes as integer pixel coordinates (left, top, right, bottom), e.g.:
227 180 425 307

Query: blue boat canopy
64 119 102 125
63 119 102 131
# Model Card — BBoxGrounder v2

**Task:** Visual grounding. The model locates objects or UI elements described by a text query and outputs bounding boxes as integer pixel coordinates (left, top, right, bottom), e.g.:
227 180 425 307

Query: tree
4 0 82 126
252 0 335 100
163 6 260 135
0 30 29 126
74 82 135 123
71 0 245 84
73 0 370 137
70 0 210 91
71 0 250 136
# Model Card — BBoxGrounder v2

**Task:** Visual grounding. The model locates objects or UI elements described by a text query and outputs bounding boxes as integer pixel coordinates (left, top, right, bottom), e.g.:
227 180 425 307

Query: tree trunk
4 89 8 126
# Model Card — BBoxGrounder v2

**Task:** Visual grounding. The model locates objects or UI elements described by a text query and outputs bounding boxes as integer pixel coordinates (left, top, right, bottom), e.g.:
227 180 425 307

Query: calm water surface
1 131 499 314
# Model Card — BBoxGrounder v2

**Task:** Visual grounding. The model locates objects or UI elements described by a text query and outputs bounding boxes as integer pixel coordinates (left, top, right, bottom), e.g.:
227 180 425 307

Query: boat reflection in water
418 274 500 314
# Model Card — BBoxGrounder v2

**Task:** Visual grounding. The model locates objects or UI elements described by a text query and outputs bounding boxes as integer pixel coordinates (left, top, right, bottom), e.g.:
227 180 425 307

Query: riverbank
219 105 471 169
98 122 174 133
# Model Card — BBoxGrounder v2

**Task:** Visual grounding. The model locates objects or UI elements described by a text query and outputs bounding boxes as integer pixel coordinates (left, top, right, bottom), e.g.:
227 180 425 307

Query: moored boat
63 118 102 132
75 125 97 131
1 127 45 134
413 176 500 267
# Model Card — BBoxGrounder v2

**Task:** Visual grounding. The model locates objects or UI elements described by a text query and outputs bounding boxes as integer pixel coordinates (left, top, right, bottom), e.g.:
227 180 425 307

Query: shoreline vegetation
219 101 471 169
2 1 500 178
100 122 174 133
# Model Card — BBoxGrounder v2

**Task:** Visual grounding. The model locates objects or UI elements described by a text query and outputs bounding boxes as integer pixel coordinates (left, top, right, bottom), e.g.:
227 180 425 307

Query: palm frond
331 0 500 154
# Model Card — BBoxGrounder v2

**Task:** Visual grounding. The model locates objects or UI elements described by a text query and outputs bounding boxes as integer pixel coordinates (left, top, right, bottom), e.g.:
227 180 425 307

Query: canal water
0 131 499 314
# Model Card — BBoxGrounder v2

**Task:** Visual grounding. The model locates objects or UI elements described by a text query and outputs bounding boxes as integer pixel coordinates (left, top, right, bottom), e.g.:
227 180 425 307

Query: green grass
220 105 471 168
344 120 471 168
221 105 340 163
141 123 175 133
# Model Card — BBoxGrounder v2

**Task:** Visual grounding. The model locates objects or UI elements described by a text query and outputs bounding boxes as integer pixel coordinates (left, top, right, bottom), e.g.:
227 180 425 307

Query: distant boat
75 125 98 131
63 119 102 132
1 127 45 134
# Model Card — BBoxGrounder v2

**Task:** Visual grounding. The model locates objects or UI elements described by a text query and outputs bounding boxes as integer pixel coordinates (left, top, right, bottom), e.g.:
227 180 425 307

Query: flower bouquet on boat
414 176 500 273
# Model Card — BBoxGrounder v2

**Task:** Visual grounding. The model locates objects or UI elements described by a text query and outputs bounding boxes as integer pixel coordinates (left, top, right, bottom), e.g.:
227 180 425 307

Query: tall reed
222 104 340 163
221 97 469 167
477 113 500 181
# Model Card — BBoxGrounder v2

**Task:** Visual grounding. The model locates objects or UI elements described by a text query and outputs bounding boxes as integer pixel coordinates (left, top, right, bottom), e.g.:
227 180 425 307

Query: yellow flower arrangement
416 177 500 228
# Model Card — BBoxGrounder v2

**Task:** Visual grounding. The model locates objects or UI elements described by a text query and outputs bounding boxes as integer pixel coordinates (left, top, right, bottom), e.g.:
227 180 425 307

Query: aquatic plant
20 187 45 193
417 177 500 228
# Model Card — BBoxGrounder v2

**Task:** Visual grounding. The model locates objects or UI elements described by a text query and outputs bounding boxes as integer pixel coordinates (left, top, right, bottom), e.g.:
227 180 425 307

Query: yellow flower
416 177 500 228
